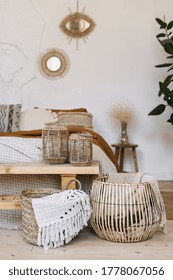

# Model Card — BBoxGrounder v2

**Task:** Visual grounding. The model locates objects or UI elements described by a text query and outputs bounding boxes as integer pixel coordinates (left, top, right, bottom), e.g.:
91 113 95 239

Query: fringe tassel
37 201 91 250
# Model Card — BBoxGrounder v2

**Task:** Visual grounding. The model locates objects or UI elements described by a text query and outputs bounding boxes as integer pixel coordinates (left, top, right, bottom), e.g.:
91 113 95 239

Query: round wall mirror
38 48 70 80
46 56 61 72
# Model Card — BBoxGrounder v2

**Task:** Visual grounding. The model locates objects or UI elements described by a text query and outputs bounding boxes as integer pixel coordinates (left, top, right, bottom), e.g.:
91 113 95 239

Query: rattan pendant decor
90 177 161 243
60 1 95 50
68 132 93 166
42 122 68 164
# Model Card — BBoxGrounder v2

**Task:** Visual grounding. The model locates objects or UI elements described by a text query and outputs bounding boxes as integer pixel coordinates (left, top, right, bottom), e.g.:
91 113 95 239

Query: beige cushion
57 112 93 128
19 108 55 131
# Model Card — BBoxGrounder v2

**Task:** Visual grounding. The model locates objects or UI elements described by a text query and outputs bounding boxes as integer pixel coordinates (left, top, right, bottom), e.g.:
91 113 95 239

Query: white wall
0 0 173 180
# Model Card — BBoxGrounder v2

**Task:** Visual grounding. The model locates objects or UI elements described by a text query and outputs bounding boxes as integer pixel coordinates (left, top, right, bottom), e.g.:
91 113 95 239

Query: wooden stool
111 143 139 172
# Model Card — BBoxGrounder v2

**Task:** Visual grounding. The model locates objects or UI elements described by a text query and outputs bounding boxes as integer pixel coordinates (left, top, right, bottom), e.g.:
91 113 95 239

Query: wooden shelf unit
0 161 99 210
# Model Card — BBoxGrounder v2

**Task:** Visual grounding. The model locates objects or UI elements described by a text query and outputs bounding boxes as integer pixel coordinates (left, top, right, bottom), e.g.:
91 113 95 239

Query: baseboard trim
145 171 173 181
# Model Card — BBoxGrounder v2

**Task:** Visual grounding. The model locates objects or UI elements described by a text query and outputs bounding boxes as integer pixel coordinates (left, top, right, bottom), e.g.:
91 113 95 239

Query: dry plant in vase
109 103 135 144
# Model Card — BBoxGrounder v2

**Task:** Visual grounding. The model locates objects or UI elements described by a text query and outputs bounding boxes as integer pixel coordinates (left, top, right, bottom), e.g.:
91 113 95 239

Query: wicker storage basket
21 179 82 247
42 122 68 164
22 188 59 245
68 132 93 166
90 177 161 243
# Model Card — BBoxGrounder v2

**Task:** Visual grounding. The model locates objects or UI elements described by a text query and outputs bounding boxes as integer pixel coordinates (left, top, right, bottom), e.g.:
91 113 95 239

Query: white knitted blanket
108 172 167 234
32 189 92 250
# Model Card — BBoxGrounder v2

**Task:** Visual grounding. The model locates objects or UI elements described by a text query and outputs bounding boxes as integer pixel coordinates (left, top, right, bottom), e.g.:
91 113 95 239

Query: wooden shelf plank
0 161 99 210
0 195 21 209
0 161 99 175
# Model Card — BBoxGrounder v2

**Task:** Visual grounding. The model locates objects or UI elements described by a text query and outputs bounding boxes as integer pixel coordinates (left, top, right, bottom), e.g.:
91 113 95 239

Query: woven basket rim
22 188 59 198
93 178 149 187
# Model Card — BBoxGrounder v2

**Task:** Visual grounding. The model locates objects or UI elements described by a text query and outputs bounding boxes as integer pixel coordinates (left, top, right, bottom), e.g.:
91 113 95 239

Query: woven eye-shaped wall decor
60 1 96 50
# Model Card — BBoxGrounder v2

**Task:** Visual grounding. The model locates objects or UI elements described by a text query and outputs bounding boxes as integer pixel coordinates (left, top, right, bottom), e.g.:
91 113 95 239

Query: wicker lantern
68 132 93 166
42 122 68 164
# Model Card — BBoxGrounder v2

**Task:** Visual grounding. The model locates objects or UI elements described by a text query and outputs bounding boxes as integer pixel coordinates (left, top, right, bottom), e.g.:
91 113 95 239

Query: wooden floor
0 221 173 260
0 181 172 260
160 181 173 220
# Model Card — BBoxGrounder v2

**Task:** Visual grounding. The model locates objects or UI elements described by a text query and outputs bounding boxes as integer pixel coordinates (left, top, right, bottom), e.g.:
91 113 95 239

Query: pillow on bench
57 112 93 129
19 107 91 131
19 108 54 131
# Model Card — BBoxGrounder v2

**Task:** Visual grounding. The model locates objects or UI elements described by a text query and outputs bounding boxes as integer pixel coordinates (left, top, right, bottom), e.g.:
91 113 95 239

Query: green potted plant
148 17 173 125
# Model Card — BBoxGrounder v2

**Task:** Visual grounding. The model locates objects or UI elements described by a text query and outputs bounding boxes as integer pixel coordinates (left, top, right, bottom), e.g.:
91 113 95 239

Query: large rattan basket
90 177 161 243
42 122 68 164
22 188 59 245
68 132 93 166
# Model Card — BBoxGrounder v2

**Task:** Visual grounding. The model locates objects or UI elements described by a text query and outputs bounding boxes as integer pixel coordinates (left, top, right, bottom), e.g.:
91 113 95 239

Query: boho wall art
60 1 96 50
38 48 70 80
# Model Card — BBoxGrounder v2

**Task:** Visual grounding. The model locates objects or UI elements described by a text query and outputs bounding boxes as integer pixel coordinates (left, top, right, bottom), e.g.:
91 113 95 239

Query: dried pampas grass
109 102 135 124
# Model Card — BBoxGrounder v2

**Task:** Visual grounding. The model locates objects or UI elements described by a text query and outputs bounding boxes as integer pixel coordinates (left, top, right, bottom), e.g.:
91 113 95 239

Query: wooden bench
0 161 99 210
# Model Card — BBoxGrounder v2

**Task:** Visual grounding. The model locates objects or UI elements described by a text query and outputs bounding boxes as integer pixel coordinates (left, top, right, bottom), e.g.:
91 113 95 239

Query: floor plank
0 180 172 260
0 221 172 260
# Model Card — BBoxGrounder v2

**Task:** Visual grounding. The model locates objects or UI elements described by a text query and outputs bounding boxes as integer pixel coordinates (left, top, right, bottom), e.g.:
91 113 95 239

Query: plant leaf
156 33 166 38
155 18 167 28
158 81 169 97
167 66 173 72
159 81 171 96
163 42 173 54
159 75 173 95
167 98 173 107
167 21 173 30
163 74 173 85
148 104 166 115
155 63 173 68
167 113 173 125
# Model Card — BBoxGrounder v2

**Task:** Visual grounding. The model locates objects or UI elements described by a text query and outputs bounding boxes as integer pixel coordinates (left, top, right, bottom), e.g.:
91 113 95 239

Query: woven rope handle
12 194 22 203
64 179 82 190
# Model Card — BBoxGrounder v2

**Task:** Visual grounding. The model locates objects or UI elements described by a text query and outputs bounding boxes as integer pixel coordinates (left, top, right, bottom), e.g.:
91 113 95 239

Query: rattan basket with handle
22 188 59 245
90 176 161 243
21 179 82 246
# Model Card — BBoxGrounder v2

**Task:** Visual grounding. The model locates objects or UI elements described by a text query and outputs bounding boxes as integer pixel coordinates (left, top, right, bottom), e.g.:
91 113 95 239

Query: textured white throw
32 189 92 250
